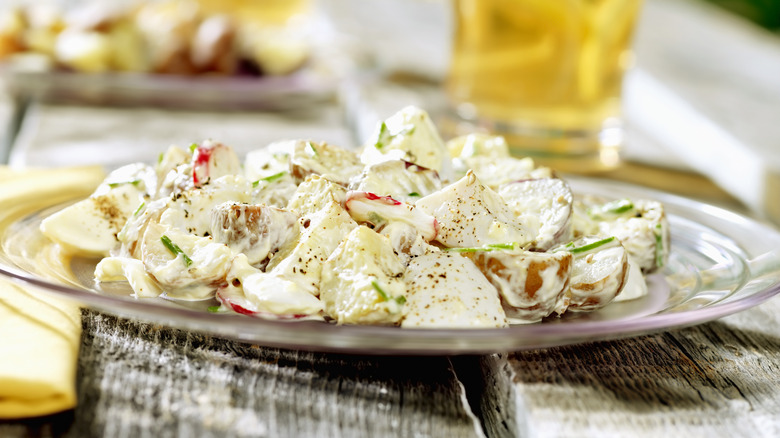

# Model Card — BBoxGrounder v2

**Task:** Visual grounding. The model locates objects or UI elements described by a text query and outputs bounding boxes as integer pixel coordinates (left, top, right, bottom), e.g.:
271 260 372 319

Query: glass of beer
446 0 643 172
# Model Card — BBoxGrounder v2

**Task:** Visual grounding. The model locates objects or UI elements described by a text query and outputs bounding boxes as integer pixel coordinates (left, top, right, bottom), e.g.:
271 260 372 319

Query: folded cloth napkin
0 279 81 418
0 165 104 418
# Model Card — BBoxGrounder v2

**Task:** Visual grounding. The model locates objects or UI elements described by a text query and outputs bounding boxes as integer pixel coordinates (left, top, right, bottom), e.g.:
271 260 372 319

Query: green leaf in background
702 0 780 31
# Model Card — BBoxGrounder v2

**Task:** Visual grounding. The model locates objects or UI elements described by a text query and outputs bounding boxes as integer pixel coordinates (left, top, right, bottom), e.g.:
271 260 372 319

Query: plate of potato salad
2 106 779 354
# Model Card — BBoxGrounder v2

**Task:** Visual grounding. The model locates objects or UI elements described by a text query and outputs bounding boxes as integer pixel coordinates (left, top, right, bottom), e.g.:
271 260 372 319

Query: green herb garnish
157 152 164 164
486 242 516 250
371 280 406 306
252 171 287 187
408 192 420 197
566 236 617 254
445 242 517 253
189 143 198 153
207 305 222 313
108 179 142 189
132 202 145 217
372 280 389 301
373 122 416 150
161 235 193 267
374 122 390 149
588 199 634 219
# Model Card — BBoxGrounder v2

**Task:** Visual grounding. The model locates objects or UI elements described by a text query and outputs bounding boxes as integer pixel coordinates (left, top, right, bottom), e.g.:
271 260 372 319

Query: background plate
0 68 336 110
2 177 780 355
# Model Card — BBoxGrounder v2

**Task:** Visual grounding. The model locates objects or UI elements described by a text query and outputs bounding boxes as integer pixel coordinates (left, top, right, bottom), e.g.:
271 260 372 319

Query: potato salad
40 106 670 328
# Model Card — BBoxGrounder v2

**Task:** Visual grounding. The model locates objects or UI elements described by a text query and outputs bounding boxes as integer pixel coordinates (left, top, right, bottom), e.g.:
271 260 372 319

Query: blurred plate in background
0 67 336 110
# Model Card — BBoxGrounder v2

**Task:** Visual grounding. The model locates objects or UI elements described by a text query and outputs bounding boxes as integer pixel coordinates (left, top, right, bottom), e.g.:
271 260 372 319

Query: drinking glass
446 0 644 172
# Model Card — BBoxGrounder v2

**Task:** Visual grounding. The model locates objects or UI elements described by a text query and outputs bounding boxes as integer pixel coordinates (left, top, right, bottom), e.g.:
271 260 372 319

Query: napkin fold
0 279 81 418
0 165 105 419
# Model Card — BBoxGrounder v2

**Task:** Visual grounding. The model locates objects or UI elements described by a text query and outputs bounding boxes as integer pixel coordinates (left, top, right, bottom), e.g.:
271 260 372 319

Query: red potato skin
465 250 572 320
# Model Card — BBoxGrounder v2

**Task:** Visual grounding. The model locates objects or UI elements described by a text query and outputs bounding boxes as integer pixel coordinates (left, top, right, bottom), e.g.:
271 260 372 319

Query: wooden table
2 0 780 437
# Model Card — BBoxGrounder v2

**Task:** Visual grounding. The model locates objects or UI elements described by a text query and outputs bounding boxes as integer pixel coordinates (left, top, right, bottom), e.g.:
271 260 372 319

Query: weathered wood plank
64 310 483 438
502 298 780 437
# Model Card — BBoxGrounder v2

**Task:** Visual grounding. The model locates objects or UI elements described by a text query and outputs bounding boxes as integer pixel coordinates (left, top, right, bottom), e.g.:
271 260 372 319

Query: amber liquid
446 0 643 171
195 0 309 26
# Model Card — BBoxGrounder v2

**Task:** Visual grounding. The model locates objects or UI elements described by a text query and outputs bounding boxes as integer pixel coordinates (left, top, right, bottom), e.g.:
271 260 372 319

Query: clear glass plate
0 68 335 110
1 177 779 355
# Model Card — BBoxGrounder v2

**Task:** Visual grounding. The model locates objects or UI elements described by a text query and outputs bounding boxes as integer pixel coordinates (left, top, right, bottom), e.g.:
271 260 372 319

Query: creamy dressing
40 106 669 327
320 226 406 325
402 253 507 328
469 250 571 322
499 178 573 251
351 159 442 204
416 170 533 248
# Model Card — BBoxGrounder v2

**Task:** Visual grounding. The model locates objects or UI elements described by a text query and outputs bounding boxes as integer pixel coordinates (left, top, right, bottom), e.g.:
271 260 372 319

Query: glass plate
1 177 779 355
0 68 335 110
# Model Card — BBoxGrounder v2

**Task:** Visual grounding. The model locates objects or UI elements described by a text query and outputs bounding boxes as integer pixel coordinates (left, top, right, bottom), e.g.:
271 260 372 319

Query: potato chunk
139 224 233 300
499 178 573 251
402 253 507 328
289 140 363 186
466 250 572 322
209 202 299 270
361 106 453 181
564 236 629 311
574 199 670 273
320 226 406 325
351 159 441 204
415 171 532 248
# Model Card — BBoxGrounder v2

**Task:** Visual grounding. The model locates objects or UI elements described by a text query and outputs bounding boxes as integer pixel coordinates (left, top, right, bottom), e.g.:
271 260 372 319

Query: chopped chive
161 235 193 267
108 179 142 189
567 236 617 254
261 171 287 183
189 143 198 153
588 199 634 219
375 122 416 150
444 247 479 253
486 242 515 250
408 192 420 197
444 242 517 253
207 305 221 313
374 122 390 149
371 280 389 301
654 223 665 267
604 199 634 214
133 202 145 217
252 171 287 187
370 281 406 307
157 152 164 164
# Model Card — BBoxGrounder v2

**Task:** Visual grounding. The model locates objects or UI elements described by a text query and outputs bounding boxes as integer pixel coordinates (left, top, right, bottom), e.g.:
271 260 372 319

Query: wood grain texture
70 311 484 438
504 297 780 438
0 310 485 438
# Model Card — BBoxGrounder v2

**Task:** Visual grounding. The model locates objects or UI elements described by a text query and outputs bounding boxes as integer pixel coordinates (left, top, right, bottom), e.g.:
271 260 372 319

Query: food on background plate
40 106 670 328
0 0 309 76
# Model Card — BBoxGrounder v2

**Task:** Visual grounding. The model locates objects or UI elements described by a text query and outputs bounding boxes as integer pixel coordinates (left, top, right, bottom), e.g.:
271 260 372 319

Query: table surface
2 0 780 437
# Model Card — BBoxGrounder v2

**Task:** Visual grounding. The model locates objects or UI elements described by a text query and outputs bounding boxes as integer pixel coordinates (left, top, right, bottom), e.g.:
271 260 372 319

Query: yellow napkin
0 165 105 418
0 280 81 418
